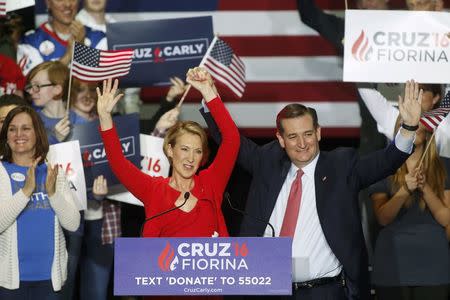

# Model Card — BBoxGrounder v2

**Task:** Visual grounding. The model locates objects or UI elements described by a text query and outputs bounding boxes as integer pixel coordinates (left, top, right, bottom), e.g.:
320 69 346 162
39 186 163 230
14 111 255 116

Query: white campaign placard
48 140 87 210
344 10 450 83
108 134 170 206
6 0 35 12
139 134 170 177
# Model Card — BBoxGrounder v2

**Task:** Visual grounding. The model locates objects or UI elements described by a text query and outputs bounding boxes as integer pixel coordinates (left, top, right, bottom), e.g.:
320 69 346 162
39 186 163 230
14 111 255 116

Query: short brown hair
0 106 49 163
163 121 209 166
276 104 319 134
27 61 69 100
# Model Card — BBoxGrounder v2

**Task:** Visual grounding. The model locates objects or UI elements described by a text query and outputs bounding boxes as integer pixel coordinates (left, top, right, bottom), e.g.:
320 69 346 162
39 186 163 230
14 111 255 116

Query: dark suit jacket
201 108 410 300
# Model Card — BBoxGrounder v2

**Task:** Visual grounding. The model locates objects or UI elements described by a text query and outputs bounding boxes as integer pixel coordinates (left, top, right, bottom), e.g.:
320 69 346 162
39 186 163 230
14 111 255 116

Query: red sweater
100 97 239 237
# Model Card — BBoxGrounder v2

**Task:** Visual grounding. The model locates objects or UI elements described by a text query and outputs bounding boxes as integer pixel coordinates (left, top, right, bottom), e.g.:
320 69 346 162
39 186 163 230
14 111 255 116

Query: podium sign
114 237 292 296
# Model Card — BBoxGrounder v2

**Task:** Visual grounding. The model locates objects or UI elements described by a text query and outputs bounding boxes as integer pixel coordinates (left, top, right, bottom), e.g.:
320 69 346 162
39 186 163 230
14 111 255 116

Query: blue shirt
17 22 106 75
37 110 81 145
4 162 55 281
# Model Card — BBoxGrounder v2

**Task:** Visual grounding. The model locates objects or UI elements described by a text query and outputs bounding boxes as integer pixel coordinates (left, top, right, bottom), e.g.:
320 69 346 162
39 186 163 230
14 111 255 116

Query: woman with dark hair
98 67 240 238
370 119 450 300
0 106 79 299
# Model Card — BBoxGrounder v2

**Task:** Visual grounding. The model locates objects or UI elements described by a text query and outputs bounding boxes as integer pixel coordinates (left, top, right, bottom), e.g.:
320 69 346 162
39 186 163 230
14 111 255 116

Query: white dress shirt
264 154 342 282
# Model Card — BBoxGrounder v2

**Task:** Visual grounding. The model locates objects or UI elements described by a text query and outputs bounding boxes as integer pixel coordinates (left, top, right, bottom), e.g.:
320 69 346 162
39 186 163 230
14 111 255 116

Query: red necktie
280 169 304 237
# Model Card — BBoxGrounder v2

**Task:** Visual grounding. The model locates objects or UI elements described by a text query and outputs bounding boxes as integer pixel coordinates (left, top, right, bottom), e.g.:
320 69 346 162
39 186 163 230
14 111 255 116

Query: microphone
140 192 190 237
224 192 275 237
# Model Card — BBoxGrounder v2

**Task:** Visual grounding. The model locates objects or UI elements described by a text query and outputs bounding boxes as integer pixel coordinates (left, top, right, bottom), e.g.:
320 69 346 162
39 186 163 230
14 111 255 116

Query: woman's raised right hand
96 78 124 117
96 78 124 130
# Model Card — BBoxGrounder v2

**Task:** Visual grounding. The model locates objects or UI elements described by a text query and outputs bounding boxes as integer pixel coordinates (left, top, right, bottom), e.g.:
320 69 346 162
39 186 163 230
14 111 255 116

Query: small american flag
0 1 6 17
202 37 246 98
420 91 450 131
72 42 133 82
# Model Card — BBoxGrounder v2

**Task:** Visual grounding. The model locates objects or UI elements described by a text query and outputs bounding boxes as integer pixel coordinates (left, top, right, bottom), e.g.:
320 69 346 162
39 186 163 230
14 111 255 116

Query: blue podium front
114 237 292 296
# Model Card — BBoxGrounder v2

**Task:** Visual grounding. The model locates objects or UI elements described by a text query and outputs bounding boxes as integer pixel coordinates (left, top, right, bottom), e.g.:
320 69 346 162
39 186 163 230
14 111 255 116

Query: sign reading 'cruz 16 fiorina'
114 238 292 296
344 10 450 83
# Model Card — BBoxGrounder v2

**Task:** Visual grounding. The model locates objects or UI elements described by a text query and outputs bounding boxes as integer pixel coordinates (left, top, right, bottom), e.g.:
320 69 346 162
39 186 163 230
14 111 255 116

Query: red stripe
217 0 350 10
217 0 449 10
100 53 133 61
73 69 130 81
141 82 358 103
222 36 339 56
236 128 360 138
73 62 130 74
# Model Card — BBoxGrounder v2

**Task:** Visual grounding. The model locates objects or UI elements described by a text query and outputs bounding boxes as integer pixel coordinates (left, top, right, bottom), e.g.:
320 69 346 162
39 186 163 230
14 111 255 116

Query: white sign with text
48 140 87 210
344 10 450 83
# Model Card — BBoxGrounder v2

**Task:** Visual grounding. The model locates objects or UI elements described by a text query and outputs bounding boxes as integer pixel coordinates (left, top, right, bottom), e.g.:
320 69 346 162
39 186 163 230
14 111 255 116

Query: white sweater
0 162 80 291
358 88 450 158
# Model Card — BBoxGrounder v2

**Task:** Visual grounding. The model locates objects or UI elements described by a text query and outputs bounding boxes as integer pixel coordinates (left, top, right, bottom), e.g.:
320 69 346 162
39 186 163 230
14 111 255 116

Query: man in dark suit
201 82 422 299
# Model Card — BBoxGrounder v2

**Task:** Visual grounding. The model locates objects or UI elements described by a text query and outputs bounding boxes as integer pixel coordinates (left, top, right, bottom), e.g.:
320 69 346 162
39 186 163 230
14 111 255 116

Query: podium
114 237 292 296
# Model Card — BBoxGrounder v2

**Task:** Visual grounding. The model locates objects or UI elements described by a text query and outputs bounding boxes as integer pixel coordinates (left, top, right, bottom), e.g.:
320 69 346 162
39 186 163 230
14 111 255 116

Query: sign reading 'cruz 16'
114 238 292 296
344 10 450 83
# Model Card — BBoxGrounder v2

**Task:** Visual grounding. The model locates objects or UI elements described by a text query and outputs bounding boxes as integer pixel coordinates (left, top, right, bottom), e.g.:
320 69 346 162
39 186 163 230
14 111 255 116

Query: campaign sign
107 16 213 87
70 114 140 193
114 237 292 296
48 140 87 210
344 10 450 83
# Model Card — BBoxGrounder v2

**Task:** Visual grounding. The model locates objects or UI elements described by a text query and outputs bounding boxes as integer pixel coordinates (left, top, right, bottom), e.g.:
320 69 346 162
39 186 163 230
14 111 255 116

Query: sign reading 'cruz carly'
114 238 292 296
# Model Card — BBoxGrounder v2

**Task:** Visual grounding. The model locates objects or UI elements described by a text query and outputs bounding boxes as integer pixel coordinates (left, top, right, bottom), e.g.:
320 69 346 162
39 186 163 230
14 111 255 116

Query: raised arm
354 81 422 189
97 78 153 202
186 67 240 194
297 0 345 54
357 87 399 141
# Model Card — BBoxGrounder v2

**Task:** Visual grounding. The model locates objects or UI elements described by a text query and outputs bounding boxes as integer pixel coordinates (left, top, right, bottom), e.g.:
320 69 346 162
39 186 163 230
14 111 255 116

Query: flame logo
154 47 165 63
158 242 178 271
82 150 93 167
351 30 373 62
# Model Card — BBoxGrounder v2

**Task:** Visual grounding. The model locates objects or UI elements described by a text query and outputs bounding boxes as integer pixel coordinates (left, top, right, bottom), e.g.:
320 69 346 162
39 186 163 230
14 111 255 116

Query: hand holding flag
177 36 246 107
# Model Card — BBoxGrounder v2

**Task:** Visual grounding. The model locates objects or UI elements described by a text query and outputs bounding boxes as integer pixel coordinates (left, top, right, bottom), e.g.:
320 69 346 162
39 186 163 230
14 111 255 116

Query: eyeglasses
25 83 55 93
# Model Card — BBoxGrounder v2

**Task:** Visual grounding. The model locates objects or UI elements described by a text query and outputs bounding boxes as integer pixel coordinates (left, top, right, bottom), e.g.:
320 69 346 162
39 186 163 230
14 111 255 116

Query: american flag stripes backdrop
36 0 450 138
0 1 6 16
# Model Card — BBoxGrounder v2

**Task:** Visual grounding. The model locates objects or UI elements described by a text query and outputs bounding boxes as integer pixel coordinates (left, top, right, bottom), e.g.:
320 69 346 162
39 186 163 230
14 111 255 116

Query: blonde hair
391 117 446 209
163 121 209 166
27 61 69 100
